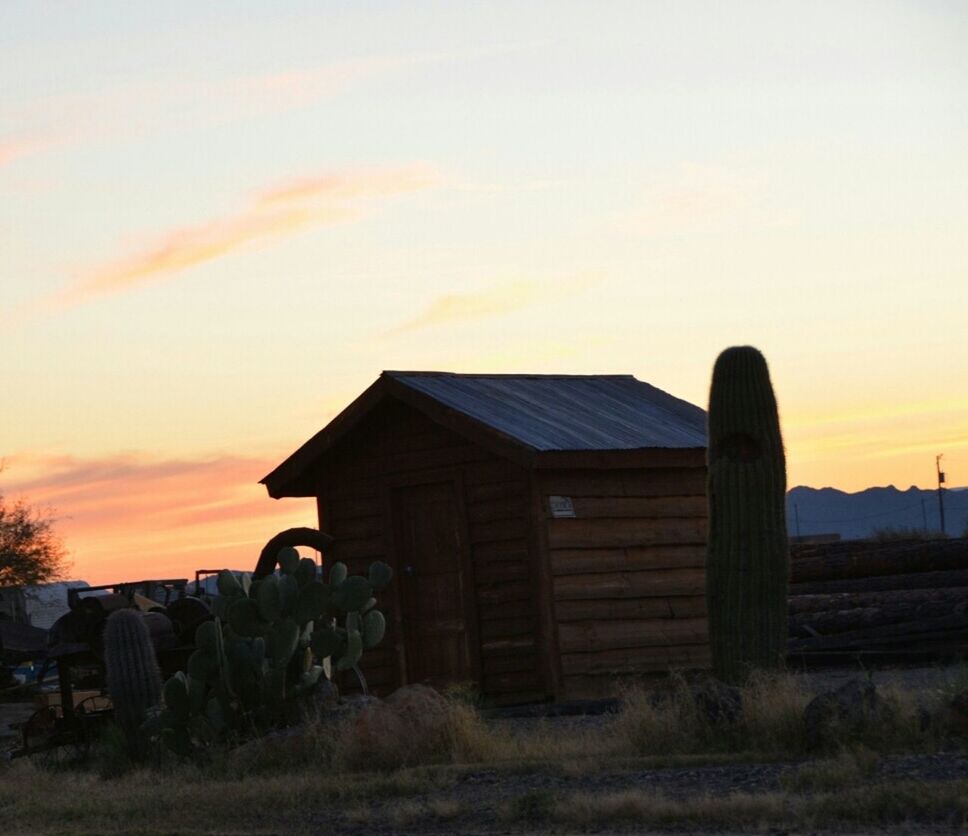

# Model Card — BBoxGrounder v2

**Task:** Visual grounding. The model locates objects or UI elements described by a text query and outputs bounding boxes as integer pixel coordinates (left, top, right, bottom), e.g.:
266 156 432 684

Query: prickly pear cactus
706 346 789 684
149 538 392 755
103 608 163 755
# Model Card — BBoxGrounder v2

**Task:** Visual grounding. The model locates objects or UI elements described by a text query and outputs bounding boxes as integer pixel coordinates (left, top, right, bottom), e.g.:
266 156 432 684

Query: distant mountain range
786 485 968 541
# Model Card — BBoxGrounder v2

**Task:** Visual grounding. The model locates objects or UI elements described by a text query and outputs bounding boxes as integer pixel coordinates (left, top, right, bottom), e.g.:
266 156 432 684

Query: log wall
313 399 545 704
535 463 710 698
787 537 968 657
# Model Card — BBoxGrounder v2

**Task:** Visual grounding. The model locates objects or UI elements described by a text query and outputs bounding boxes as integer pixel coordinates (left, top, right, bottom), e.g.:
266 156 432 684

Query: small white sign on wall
548 495 576 518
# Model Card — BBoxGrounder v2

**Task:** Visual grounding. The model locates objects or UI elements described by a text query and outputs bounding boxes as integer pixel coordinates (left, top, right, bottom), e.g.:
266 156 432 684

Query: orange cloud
19 165 436 317
50 205 328 309
3 452 314 585
258 166 436 205
386 275 596 335
0 135 56 168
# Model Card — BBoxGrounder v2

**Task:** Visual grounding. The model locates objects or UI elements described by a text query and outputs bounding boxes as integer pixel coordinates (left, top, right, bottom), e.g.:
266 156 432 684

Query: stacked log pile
788 538 968 657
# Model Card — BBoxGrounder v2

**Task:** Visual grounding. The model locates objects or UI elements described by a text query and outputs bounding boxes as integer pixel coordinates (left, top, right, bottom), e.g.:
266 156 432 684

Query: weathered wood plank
476 581 532 605
550 545 707 576
328 514 383 541
483 653 538 675
479 599 533 621
790 539 968 583
469 517 530 544
481 617 533 639
556 495 707 519
535 449 705 470
789 597 967 638
481 636 536 655
483 671 544 695
467 496 529 524
553 568 705 600
536 468 706 498
333 535 387 561
464 461 529 486
558 617 709 653
328 444 490 483
473 561 530 584
788 587 968 616
788 613 968 653
466 479 530 504
790 569 968 596
328 496 383 521
555 595 707 622
548 518 707 549
472 539 530 561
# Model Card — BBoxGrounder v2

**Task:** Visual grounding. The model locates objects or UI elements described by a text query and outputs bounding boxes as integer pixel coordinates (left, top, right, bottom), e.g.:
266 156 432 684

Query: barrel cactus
103 608 162 756
705 346 789 684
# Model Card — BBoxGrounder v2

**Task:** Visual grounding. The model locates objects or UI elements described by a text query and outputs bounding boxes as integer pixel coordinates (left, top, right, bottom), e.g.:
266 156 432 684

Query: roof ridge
383 370 636 379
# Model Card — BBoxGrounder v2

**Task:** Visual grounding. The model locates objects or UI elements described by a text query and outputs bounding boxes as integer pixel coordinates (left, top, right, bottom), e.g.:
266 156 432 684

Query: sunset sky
2 2 967 585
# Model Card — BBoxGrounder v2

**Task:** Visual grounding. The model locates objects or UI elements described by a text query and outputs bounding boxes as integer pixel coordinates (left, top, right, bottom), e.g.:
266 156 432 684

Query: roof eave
260 377 389 498
260 373 538 498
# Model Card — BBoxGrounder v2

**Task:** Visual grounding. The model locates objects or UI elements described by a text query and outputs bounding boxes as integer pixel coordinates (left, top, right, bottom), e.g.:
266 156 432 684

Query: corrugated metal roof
385 372 706 451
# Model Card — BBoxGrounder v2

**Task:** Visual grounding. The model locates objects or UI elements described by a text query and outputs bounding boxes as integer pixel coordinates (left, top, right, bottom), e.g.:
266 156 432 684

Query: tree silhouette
0 493 69 587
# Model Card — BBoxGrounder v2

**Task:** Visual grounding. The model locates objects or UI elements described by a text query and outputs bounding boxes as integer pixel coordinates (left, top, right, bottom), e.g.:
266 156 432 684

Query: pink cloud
0 135 57 169
3 452 315 585
14 165 436 318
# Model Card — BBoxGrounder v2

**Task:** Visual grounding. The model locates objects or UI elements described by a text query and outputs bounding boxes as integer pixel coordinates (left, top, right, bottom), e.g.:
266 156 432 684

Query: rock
691 679 743 725
386 683 449 723
803 678 881 750
350 684 452 767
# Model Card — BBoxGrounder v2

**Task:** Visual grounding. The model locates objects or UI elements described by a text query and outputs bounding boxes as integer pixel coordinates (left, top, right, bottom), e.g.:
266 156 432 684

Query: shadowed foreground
2 668 966 834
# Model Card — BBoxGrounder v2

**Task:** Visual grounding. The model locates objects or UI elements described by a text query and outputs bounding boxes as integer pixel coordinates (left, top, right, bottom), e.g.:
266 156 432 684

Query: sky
2 1 967 584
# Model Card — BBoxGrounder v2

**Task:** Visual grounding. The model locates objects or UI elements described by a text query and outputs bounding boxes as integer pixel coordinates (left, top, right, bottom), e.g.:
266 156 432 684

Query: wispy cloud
0 135 58 169
17 165 437 317
386 275 596 335
622 162 767 236
0 56 405 171
2 451 314 584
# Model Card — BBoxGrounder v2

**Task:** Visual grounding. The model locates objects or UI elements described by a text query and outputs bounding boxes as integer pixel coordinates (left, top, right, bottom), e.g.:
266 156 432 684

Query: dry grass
92 670 953 782
3 669 963 833
605 670 809 757
780 746 880 792
525 781 968 830
0 757 458 834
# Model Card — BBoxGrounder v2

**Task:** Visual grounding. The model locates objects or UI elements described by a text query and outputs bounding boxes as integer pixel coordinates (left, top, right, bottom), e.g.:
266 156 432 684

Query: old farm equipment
12 578 196 758
9 528 331 759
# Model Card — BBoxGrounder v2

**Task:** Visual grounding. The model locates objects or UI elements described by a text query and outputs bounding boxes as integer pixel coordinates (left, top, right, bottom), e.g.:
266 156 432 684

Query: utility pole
936 454 946 535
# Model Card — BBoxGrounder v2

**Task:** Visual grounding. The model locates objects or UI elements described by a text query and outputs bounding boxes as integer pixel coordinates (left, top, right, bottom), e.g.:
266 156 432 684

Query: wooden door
393 480 475 687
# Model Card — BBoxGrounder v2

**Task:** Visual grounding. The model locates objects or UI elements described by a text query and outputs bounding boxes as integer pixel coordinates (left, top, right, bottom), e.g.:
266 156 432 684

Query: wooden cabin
261 372 709 704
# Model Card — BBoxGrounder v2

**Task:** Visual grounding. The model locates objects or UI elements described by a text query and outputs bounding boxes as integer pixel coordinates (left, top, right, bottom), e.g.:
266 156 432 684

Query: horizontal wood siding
316 399 541 704
537 465 709 699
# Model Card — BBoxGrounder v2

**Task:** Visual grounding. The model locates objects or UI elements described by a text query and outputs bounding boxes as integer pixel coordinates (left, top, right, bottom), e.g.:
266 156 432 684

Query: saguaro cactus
103 608 162 753
706 346 789 684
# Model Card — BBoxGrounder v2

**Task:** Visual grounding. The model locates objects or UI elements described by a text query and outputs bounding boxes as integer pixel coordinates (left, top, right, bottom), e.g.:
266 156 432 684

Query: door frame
383 467 482 690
